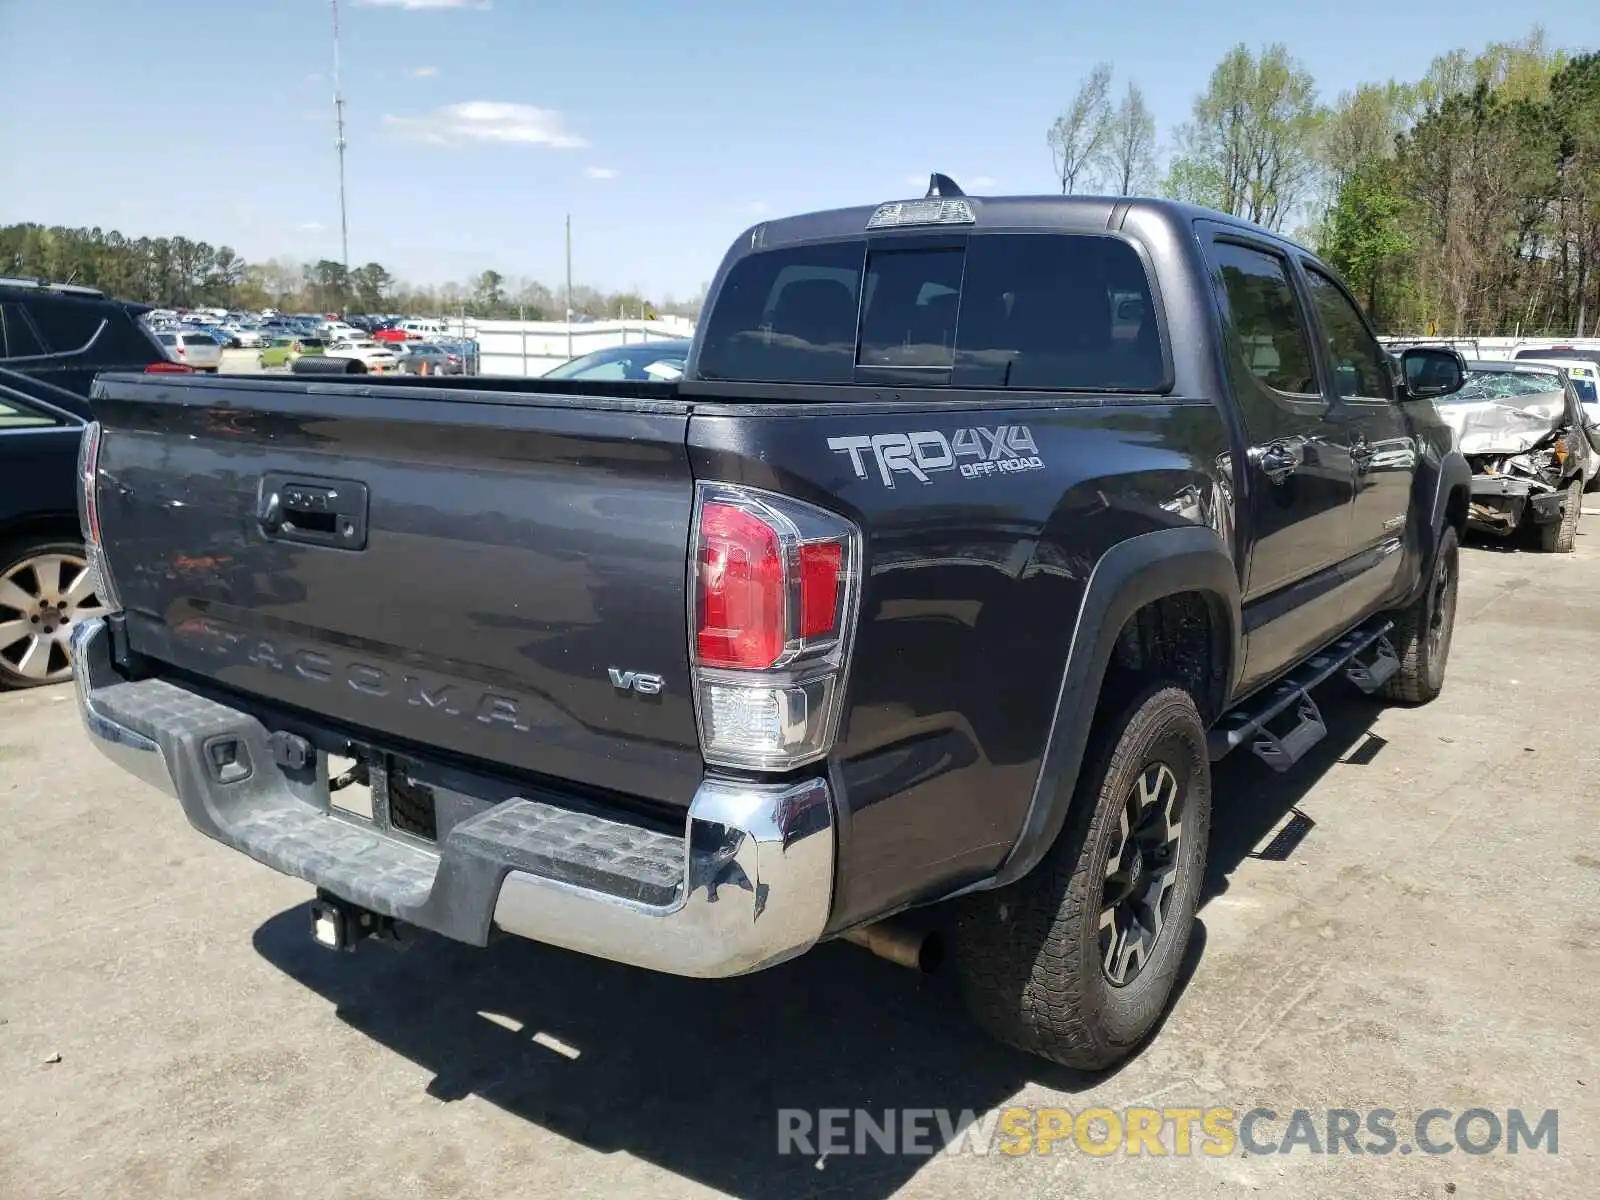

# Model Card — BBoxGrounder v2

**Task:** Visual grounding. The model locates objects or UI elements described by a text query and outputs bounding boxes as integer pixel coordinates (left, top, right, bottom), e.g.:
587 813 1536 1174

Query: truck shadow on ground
251 688 1386 1200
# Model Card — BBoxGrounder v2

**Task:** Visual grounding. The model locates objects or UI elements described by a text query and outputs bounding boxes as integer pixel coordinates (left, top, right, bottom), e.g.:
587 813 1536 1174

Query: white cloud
584 166 618 180
969 176 997 189
383 102 586 148
410 66 440 78
747 201 769 215
297 222 326 232
355 0 489 10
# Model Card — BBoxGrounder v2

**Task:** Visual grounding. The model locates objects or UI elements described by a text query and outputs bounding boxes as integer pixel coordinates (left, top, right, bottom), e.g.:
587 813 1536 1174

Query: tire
1381 525 1459 704
1537 482 1581 552
952 683 1211 1070
0 539 108 689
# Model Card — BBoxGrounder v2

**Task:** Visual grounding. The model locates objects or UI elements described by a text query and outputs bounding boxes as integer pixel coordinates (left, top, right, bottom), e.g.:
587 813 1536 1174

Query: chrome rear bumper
69 616 835 977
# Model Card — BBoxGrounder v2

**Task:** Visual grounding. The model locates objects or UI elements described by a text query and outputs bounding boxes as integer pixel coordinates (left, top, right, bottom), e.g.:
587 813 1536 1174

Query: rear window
696 233 1164 390
181 333 216 347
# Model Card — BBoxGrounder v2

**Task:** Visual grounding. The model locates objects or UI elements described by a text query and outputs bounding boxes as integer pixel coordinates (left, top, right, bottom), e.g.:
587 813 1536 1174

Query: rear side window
21 299 104 354
98 311 166 362
0 302 48 358
696 233 1163 390
1208 241 1318 395
0 396 62 428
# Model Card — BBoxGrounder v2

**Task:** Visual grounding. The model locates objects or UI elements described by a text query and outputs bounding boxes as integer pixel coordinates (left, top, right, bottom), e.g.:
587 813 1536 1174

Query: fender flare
1405 448 1470 605
989 525 1241 888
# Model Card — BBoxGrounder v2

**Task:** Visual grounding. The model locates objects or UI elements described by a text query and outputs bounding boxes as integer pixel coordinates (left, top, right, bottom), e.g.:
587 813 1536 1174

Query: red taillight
145 361 195 374
696 502 786 669
689 484 860 772
798 542 843 637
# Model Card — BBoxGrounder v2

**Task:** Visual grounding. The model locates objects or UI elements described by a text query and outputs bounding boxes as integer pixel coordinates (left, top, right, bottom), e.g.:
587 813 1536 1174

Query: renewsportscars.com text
777 1106 1558 1158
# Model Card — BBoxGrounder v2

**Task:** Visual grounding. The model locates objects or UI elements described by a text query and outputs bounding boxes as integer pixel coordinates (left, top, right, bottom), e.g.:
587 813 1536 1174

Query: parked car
72 181 1469 1071
224 324 266 349
0 378 104 688
0 277 177 415
1432 360 1598 548
154 329 223 372
1513 345 1600 375
324 339 401 372
395 342 463 375
320 322 364 343
258 335 326 369
543 339 692 382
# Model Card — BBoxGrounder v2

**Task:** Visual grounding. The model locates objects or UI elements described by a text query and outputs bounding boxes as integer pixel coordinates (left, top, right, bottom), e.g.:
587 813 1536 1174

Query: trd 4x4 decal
827 426 1043 488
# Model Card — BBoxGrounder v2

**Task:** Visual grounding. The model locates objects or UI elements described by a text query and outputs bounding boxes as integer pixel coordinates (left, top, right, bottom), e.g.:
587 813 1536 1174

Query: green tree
1103 81 1157 195
1320 162 1410 319
1047 63 1114 195
472 269 505 314
1165 43 1326 230
348 262 394 313
309 259 349 313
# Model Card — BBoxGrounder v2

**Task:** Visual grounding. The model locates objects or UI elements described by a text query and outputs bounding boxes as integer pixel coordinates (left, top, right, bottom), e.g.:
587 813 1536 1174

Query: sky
0 0 1595 300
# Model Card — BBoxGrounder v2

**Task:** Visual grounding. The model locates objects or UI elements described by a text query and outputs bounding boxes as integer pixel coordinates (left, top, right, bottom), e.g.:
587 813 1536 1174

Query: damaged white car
1433 362 1600 552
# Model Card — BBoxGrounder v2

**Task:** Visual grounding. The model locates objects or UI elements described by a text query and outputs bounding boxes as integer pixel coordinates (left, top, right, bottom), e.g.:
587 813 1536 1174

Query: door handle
1251 442 1302 485
257 474 369 549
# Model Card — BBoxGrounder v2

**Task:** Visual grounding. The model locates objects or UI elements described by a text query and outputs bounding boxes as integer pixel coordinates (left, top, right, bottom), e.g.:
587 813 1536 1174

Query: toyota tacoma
71 178 1469 1068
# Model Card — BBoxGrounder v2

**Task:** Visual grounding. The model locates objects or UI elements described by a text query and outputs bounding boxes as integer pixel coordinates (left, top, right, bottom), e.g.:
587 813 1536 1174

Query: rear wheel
952 684 1210 1069
0 541 108 689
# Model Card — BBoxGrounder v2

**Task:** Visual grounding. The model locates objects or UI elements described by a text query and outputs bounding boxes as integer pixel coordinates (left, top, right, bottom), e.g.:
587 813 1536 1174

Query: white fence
1379 335 1600 362
439 316 696 377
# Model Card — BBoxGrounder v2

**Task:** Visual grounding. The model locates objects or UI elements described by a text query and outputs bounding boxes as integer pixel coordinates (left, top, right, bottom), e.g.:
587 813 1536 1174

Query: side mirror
1400 346 1467 400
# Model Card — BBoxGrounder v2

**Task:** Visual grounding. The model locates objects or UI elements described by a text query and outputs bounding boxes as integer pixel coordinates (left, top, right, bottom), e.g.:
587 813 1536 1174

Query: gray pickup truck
72 178 1469 1069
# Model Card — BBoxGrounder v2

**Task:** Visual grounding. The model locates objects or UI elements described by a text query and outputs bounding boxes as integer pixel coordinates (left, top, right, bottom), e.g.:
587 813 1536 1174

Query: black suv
0 277 174 418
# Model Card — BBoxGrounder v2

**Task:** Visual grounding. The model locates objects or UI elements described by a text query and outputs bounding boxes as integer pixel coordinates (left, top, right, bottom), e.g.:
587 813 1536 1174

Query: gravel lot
2 533 1597 1199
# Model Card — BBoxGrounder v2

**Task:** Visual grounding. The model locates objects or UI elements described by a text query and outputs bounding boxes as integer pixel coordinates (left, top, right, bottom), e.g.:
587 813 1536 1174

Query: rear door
1298 263 1416 622
1198 228 1356 690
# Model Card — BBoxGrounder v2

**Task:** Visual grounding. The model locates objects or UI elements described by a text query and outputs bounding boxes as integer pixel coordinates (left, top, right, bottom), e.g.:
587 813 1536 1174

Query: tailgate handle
258 474 369 550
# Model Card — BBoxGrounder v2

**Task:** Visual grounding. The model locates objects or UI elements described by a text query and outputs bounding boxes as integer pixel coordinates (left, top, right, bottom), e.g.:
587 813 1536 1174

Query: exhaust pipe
840 919 943 972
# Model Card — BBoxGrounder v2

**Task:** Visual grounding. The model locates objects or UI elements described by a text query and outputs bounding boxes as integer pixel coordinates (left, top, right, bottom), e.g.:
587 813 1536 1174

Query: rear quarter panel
688 396 1233 927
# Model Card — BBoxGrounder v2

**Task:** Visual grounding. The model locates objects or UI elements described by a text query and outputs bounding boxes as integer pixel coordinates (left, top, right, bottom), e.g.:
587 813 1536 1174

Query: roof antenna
925 173 966 198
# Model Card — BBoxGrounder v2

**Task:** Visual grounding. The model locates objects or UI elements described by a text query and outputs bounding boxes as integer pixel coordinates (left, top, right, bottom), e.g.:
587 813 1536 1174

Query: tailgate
92 377 703 808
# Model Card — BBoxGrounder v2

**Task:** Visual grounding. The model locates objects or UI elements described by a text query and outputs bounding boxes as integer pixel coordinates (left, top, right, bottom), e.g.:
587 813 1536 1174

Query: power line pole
331 0 350 313
565 213 573 361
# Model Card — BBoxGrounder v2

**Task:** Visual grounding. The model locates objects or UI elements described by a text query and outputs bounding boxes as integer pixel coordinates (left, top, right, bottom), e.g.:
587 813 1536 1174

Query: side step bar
1208 620 1395 771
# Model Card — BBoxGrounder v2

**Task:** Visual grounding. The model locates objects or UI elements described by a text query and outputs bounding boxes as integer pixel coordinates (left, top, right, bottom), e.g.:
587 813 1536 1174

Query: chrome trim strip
493 775 835 978
69 618 176 797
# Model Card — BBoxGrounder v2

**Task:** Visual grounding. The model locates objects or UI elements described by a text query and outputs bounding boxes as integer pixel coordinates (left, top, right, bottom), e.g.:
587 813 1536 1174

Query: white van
400 319 450 340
